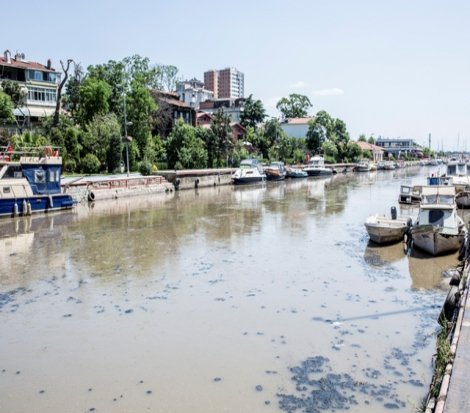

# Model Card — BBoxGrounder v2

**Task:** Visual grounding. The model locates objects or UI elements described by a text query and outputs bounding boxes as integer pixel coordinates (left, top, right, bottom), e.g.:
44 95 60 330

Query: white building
280 117 312 138
175 79 214 109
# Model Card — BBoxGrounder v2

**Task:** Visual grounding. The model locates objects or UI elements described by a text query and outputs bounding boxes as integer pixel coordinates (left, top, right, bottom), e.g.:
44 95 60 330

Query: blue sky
4 0 470 150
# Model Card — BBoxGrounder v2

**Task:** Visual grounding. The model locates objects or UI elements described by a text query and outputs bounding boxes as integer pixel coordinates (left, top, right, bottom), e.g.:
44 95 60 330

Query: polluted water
0 166 456 412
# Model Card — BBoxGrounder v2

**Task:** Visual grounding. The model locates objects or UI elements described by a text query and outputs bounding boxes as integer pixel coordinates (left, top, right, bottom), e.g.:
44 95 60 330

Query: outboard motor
391 206 397 220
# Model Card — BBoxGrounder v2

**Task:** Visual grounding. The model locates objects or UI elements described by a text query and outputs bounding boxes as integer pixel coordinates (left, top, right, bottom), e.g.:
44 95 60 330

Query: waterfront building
175 78 214 109
199 98 245 123
0 49 60 131
151 90 196 137
280 117 312 138
375 137 421 158
204 68 244 99
356 141 384 162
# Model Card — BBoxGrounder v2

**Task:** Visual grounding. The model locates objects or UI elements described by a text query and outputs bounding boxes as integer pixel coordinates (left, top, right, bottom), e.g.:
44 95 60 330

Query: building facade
175 78 214 109
375 137 420 158
199 98 245 123
0 50 60 127
280 117 312 138
203 67 244 99
356 141 384 162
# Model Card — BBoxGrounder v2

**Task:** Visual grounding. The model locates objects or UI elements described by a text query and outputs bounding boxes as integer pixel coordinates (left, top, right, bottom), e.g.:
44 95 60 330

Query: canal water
0 166 459 413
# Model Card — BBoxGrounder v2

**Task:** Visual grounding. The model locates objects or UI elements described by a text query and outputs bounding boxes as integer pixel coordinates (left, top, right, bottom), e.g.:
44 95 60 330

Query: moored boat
303 155 332 176
410 186 467 256
264 161 287 181
286 167 308 178
365 212 412 245
398 185 422 205
232 159 266 185
0 145 75 218
354 159 372 172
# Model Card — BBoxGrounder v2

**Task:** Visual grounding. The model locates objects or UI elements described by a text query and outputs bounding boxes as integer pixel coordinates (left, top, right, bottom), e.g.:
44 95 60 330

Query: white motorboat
303 155 332 176
411 186 467 256
232 159 266 185
365 212 412 245
355 159 372 172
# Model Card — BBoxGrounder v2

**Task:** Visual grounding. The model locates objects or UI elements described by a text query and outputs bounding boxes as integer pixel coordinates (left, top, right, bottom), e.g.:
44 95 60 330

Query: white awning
13 106 55 118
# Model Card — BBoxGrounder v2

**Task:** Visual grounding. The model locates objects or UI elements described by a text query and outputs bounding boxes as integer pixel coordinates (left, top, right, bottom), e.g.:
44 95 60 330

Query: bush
81 153 101 174
64 158 77 173
139 159 153 176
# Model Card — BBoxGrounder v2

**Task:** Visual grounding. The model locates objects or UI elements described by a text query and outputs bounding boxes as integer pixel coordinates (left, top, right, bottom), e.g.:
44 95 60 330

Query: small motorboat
354 159 372 172
286 167 308 178
232 159 266 185
303 155 332 176
264 161 287 181
365 208 412 245
411 185 467 256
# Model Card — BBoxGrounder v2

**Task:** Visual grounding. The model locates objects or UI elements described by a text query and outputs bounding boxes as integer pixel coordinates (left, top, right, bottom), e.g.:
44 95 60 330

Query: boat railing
0 145 62 161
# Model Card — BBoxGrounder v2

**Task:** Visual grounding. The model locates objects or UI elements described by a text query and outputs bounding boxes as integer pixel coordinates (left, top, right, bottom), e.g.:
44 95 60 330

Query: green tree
321 140 338 163
78 78 111 125
210 109 233 167
367 136 376 145
0 91 15 125
276 93 312 119
358 134 367 142
166 120 207 169
240 94 266 129
126 75 157 157
82 113 121 172
195 126 216 168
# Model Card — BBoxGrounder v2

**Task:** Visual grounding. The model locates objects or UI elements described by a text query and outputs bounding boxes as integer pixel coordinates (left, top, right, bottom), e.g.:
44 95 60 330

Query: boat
398 185 422 204
410 186 467 256
365 210 412 245
286 166 308 178
354 159 372 172
232 159 267 185
264 161 287 181
0 145 75 218
443 157 470 208
303 155 332 176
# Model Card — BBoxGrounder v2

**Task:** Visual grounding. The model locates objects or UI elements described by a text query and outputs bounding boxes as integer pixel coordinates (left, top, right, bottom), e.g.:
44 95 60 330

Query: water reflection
0 167 449 413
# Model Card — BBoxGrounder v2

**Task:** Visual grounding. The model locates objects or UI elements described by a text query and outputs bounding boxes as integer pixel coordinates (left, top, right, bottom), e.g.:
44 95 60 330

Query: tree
240 94 266 129
53 59 74 127
210 109 233 167
276 93 312 119
81 113 121 172
166 119 207 169
358 134 367 142
367 136 376 145
196 126 216 168
126 75 157 157
1 80 27 132
78 78 111 125
0 91 15 125
63 63 84 122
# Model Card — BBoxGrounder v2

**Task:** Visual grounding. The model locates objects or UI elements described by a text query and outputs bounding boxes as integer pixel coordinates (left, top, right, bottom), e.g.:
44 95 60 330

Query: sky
3 0 470 150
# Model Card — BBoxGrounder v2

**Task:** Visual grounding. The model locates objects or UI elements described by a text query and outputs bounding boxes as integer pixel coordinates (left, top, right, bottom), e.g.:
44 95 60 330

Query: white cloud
312 88 344 96
289 81 309 90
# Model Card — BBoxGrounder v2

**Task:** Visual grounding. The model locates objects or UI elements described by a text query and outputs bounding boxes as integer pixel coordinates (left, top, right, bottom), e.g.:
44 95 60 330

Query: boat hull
365 215 411 245
411 226 465 256
303 168 332 176
0 194 75 218
232 176 266 185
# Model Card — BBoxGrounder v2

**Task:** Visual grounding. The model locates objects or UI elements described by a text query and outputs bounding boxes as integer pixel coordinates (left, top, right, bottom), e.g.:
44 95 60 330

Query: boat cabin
418 186 458 233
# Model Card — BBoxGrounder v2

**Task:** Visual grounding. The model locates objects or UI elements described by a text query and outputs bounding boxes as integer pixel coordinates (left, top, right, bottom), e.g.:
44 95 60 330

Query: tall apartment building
203 67 244 99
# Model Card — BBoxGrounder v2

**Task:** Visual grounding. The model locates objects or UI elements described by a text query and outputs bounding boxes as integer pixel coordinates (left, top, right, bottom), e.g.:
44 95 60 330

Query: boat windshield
401 186 411 194
421 194 454 205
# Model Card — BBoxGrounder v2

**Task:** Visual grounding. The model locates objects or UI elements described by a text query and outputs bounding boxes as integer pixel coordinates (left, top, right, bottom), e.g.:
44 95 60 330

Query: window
429 210 444 225
35 168 45 183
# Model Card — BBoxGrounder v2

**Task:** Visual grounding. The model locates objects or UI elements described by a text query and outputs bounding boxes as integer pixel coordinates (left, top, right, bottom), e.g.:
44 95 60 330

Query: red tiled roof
0 56 56 72
356 141 384 151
